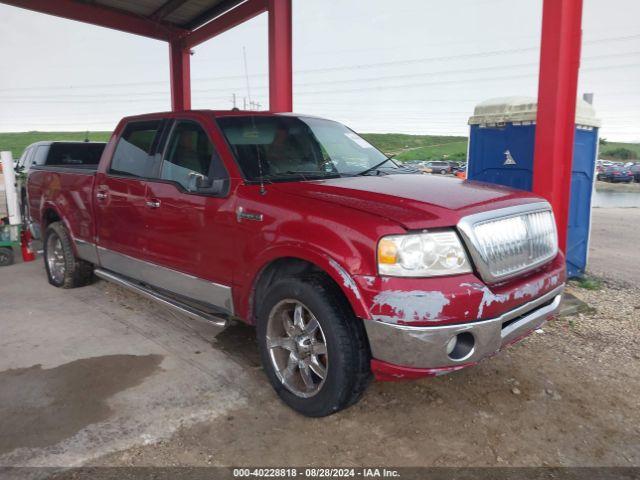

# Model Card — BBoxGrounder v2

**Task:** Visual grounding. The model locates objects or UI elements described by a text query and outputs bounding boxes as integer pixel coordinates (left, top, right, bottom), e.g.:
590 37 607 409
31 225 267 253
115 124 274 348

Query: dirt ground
0 209 639 470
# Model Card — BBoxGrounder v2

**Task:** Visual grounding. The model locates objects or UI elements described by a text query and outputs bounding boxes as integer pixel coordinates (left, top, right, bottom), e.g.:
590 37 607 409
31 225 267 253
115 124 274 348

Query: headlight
377 230 472 277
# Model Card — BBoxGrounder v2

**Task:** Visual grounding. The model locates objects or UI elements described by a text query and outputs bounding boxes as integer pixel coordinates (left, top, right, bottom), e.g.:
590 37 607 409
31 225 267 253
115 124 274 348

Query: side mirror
190 173 229 196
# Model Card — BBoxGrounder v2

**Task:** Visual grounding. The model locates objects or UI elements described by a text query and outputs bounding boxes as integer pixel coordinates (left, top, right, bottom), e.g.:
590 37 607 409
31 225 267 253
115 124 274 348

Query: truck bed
27 167 96 244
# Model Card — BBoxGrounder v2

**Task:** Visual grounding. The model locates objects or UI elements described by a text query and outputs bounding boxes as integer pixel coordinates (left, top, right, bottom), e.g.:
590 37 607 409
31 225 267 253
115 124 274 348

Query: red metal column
533 0 583 253
169 40 191 111
268 0 293 112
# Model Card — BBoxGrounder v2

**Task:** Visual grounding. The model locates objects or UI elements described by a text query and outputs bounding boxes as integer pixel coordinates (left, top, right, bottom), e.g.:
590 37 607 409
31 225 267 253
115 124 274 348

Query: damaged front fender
355 253 566 326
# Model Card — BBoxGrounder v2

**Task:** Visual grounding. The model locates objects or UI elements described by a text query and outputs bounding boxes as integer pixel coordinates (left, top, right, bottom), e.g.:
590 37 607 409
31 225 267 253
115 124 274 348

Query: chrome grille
457 203 558 283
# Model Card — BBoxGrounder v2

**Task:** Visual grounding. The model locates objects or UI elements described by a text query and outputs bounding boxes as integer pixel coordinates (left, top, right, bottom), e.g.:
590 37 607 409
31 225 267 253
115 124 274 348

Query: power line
2 31 640 94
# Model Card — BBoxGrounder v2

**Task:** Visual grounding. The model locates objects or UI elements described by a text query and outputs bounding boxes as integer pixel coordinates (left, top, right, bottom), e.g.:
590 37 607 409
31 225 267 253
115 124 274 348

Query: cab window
161 121 225 192
109 121 162 178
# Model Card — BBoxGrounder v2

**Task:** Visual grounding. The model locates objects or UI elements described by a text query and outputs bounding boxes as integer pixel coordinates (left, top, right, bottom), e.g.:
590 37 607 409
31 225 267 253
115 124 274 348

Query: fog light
446 336 457 355
446 332 475 361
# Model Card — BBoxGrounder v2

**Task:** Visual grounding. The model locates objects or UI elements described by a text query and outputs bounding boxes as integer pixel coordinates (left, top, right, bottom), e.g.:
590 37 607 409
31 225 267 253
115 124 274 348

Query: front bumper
365 284 563 377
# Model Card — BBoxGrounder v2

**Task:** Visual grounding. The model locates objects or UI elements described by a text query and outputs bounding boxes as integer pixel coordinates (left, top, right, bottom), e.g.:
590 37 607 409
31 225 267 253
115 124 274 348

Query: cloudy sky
0 0 639 141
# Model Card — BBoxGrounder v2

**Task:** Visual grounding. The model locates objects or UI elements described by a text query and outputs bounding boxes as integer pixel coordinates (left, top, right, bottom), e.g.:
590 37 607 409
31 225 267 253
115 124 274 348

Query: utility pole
231 93 237 108
243 97 247 110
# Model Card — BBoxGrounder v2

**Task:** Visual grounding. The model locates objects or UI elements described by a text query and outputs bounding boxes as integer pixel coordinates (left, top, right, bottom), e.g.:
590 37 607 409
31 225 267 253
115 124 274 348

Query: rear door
141 118 236 312
94 120 164 279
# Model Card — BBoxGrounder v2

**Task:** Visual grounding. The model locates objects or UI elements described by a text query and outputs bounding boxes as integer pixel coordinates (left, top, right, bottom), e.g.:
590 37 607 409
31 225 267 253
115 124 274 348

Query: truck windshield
216 115 396 181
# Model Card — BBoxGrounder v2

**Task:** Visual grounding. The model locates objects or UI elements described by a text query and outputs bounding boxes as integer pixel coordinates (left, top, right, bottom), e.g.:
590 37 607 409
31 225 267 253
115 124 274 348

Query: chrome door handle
96 192 107 200
146 200 161 209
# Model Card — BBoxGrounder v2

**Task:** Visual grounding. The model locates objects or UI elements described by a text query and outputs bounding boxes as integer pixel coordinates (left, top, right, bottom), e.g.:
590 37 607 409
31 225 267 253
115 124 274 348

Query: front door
142 119 236 313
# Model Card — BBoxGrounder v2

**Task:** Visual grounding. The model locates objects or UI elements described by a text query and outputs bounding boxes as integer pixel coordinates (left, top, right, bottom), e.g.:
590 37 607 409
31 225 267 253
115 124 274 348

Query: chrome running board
94 268 228 334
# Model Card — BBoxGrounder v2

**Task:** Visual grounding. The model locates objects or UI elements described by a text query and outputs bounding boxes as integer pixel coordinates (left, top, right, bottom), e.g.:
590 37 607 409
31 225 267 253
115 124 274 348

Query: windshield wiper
357 156 396 176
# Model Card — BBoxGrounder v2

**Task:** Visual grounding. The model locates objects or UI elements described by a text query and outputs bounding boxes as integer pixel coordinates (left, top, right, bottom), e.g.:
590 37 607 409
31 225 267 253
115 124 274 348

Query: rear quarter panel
28 168 96 243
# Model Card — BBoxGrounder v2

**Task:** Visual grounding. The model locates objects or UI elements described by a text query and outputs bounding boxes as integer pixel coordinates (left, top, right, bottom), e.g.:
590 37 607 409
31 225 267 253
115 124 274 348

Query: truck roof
120 110 327 122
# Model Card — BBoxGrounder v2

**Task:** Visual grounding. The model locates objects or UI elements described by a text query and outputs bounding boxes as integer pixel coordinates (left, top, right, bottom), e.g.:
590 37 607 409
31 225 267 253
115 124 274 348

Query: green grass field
361 133 468 161
0 131 112 159
1 130 469 162
599 141 640 161
1 130 636 164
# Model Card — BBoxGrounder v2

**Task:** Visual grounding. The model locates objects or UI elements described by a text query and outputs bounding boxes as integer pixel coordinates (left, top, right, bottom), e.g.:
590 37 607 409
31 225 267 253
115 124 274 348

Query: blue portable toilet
467 96 600 278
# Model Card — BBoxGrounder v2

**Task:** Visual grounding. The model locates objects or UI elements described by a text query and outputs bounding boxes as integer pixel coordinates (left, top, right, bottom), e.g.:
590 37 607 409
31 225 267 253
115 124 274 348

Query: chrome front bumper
364 285 564 369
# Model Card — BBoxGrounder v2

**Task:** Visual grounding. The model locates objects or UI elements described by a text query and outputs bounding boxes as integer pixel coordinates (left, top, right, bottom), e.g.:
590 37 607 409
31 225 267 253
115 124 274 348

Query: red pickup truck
27 110 565 417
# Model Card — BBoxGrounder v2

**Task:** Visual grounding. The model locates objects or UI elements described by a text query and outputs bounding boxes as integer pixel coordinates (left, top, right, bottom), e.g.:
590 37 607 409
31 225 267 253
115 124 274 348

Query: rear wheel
43 221 93 288
440 169 447 175
257 275 371 417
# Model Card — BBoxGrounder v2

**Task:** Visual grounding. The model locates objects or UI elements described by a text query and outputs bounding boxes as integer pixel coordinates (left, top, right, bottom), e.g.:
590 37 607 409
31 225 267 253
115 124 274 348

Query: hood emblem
503 150 517 166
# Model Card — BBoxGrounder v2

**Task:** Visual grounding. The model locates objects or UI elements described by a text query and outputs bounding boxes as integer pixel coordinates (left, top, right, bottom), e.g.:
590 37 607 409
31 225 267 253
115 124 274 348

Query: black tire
440 169 447 175
43 221 94 288
257 274 371 417
0 247 14 267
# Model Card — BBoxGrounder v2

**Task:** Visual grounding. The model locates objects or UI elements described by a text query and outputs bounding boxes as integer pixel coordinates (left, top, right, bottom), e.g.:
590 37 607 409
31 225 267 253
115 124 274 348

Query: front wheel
43 221 94 288
257 275 371 417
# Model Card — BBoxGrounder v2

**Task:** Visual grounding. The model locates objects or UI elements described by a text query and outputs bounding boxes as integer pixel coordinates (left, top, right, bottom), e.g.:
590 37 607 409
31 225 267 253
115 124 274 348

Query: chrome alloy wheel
46 233 66 284
266 299 328 398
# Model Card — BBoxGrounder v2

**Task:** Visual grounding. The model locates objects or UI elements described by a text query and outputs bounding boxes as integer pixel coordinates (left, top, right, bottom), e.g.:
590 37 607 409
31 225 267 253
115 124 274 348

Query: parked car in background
16 141 106 221
27 110 565 417
597 160 613 167
597 165 633 183
423 160 452 174
452 162 467 173
630 164 640 182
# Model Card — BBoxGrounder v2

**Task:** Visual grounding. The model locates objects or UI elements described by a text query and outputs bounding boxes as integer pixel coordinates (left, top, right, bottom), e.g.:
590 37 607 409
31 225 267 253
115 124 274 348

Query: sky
0 0 639 141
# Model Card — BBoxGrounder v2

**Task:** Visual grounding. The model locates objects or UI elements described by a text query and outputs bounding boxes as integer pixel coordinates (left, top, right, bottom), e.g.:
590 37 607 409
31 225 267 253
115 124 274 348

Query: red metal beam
182 0 268 49
0 0 186 41
268 0 292 112
169 40 191 111
533 0 583 253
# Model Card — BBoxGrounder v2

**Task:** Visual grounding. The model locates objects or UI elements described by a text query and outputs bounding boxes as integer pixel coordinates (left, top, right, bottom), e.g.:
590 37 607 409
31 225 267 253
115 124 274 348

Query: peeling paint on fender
372 290 450 323
461 282 509 318
362 276 376 287
327 258 363 300
513 279 545 300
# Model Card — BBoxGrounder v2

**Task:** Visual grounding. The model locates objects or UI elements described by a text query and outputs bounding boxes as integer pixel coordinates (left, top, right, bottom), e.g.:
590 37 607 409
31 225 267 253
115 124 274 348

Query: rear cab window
45 143 106 167
109 120 163 178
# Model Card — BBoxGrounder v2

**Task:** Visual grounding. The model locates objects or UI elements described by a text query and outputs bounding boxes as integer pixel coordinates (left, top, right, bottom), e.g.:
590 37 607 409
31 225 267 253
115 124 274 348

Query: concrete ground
0 209 639 469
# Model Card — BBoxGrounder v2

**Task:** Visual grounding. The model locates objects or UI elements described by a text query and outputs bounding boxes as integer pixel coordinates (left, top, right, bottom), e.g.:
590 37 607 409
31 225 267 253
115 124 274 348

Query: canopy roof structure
0 0 584 253
81 0 250 31
1 0 292 112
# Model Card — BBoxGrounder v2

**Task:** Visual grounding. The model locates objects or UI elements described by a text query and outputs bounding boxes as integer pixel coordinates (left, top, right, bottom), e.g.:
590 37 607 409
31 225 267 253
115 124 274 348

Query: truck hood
273 174 544 229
